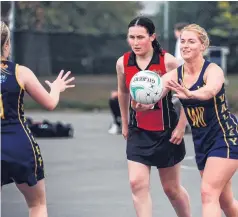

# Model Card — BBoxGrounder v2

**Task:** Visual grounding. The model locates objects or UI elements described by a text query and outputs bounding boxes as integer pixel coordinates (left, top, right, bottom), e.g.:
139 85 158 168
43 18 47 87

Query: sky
140 1 163 15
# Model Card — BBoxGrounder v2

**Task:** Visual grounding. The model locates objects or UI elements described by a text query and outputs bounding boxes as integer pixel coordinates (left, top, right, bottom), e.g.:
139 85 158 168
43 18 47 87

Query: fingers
65 76 75 85
179 79 186 88
65 84 75 89
57 70 64 79
169 135 182 145
123 134 128 140
168 80 181 89
136 103 142 109
62 71 72 80
45 80 51 87
131 100 137 109
167 85 178 93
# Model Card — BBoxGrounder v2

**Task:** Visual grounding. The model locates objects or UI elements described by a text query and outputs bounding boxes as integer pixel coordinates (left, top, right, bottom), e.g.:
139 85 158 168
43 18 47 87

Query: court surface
1 111 238 217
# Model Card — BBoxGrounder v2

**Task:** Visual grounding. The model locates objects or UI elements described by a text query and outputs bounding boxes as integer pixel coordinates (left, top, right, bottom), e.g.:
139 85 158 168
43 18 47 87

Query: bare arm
161 53 179 98
164 53 187 143
18 66 75 110
190 63 224 100
116 56 130 128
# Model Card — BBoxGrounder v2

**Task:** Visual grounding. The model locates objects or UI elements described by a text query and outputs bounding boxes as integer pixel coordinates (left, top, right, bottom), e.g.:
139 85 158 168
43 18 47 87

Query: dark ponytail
128 16 164 56
152 39 163 55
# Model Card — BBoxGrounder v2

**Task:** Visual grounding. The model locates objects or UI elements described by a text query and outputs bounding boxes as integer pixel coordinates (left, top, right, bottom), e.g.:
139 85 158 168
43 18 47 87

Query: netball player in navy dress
163 24 238 217
1 21 75 217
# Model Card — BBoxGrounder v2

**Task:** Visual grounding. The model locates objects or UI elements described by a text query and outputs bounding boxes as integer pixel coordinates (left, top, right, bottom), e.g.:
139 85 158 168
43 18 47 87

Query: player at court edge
116 16 192 217
1 21 75 217
161 24 238 217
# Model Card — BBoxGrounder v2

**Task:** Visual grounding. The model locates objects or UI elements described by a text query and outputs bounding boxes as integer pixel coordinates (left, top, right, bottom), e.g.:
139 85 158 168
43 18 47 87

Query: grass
24 75 117 111
24 74 238 112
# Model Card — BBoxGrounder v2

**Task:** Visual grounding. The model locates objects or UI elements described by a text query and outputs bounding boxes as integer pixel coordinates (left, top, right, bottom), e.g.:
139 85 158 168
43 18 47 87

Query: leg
128 160 152 217
219 180 238 217
108 92 121 134
200 170 238 217
201 157 238 217
159 162 192 217
16 179 48 217
109 93 121 127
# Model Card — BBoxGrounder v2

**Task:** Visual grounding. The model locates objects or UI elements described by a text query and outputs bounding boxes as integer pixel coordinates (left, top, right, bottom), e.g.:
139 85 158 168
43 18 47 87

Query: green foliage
14 1 142 34
210 1 238 37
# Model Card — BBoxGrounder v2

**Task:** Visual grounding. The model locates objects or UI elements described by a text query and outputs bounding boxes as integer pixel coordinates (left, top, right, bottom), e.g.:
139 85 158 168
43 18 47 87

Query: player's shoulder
205 61 224 77
207 61 223 71
18 65 33 73
116 55 124 67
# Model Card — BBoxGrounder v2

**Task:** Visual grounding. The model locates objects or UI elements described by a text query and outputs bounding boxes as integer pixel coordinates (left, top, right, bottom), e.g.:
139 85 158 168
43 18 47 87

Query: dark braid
152 39 163 55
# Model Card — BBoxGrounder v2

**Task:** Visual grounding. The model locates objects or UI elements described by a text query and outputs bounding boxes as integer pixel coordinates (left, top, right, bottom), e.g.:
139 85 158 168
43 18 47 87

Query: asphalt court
1 112 238 217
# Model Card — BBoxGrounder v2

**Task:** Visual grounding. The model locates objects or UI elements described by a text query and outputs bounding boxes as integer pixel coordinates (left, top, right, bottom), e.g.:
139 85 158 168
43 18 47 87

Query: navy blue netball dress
177 60 238 170
1 60 44 186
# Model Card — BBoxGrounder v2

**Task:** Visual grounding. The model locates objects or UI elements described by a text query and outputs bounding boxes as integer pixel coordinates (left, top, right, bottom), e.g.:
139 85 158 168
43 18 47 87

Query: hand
122 124 128 140
45 70 75 92
131 100 154 112
167 79 192 99
169 126 185 145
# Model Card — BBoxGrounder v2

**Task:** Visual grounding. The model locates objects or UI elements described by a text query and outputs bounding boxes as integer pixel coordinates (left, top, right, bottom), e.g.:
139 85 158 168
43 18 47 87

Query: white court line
184 156 194 160
182 155 197 170
181 165 197 170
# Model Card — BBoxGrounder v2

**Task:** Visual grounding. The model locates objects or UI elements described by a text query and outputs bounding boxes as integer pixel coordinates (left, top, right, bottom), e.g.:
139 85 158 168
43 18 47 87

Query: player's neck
184 57 205 75
136 48 154 61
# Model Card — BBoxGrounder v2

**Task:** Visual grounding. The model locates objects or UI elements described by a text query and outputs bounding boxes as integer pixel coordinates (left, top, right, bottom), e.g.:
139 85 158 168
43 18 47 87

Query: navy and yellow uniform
124 51 186 168
1 60 44 186
178 60 238 170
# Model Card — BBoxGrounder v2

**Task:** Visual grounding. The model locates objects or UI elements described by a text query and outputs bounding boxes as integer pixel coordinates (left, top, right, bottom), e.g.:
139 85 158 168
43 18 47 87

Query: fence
13 31 237 76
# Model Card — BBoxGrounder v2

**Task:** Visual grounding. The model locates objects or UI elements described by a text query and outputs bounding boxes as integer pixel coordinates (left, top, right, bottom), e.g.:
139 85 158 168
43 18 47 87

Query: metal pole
163 1 169 50
9 1 15 61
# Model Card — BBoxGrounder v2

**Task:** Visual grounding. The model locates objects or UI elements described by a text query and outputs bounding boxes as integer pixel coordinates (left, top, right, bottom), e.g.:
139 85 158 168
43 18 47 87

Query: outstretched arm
18 66 75 110
190 64 224 100
163 53 187 144
168 63 225 101
161 53 179 98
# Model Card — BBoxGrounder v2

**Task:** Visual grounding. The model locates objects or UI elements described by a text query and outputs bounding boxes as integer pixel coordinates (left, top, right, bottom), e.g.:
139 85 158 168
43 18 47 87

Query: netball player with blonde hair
161 24 238 217
1 21 75 217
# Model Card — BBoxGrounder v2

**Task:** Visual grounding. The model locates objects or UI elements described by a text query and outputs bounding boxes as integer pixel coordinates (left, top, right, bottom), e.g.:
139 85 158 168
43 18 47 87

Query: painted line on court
184 156 194 160
181 165 197 170
182 155 197 170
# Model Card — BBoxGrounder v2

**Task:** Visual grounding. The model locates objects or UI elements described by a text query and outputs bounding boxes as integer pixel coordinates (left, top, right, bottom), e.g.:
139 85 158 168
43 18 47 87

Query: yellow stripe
15 64 25 90
214 97 230 158
181 65 189 89
228 111 238 128
182 65 184 82
18 88 37 177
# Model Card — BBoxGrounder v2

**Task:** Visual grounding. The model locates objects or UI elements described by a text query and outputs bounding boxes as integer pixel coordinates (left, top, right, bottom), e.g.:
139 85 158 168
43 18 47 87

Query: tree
9 1 142 34
210 1 238 37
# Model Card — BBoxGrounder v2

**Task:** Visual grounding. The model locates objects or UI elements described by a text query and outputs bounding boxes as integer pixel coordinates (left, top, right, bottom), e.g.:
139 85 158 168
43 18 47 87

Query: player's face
127 26 155 56
180 30 205 61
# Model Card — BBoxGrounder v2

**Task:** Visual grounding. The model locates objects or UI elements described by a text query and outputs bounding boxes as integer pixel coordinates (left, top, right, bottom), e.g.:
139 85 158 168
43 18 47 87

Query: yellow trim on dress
18 88 37 177
214 97 230 158
15 64 25 90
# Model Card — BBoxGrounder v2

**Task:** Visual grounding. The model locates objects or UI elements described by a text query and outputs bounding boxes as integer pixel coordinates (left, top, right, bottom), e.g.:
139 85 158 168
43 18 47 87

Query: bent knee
201 183 221 204
26 195 46 209
129 177 149 193
162 184 181 200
